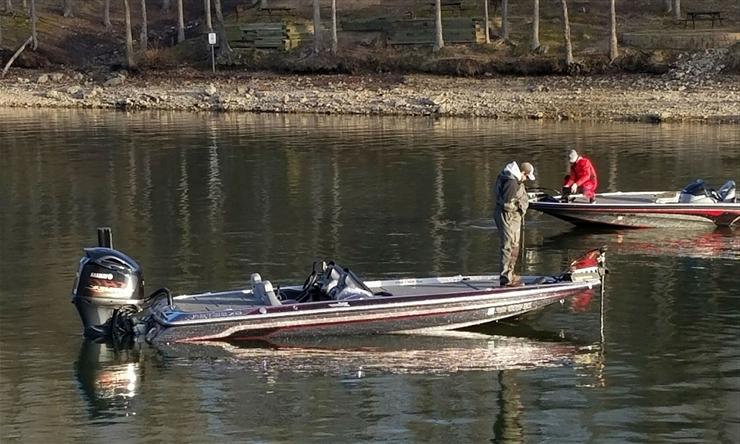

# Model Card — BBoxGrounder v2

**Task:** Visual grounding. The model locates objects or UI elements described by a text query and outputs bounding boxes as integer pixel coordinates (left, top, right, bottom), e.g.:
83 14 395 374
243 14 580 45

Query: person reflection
74 340 143 420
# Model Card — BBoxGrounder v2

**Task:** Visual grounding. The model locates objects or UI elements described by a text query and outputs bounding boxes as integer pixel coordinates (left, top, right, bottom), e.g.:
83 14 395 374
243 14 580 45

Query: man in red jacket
563 149 599 203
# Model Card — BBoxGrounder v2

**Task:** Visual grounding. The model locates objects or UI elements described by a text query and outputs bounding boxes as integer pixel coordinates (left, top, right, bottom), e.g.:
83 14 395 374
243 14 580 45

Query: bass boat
529 180 739 229
72 228 606 344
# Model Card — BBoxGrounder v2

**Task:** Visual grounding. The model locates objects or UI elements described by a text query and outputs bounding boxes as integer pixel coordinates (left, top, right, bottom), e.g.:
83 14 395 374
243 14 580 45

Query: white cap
520 162 536 181
568 149 579 163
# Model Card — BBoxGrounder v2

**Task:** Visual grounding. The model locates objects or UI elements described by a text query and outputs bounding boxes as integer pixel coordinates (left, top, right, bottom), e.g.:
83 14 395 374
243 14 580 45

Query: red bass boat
529 180 739 229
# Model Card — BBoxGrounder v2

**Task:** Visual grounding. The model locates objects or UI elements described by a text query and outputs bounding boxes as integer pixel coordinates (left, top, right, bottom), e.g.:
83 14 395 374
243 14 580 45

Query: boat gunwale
155 280 598 328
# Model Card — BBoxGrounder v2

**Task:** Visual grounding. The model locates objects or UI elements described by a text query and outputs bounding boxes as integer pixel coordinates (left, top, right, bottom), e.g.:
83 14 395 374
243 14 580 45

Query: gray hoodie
494 162 529 214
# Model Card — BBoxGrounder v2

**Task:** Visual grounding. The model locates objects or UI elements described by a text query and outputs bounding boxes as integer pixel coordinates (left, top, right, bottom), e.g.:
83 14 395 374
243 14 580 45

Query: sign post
208 32 217 73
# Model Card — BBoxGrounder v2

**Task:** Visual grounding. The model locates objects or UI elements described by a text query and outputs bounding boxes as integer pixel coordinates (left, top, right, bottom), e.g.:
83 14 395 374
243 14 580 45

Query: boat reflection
541 226 738 260
159 330 603 379
74 340 144 420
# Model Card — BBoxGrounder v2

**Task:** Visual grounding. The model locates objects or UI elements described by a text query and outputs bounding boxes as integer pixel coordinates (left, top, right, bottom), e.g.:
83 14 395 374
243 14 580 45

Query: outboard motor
72 228 145 338
678 180 714 203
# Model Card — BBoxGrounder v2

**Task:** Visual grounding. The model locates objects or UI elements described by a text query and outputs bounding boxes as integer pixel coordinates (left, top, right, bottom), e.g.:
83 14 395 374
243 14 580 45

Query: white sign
208 32 217 45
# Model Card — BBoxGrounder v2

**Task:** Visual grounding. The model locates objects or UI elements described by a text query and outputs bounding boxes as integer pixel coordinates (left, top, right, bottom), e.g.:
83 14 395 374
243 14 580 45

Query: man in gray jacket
494 161 535 287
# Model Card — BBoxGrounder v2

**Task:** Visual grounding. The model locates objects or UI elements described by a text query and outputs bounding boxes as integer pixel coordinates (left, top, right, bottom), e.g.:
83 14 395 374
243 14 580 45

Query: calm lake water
1 110 739 443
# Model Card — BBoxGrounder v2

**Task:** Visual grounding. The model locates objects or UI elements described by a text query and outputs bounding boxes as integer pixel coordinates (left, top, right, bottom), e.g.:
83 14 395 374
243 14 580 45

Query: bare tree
608 0 617 62
330 0 337 54
433 0 444 52
212 0 231 55
664 0 672 13
203 0 212 32
161 0 170 12
123 0 136 69
560 0 573 66
483 0 490 44
177 0 184 42
312 0 321 53
104 0 112 30
64 0 73 17
4 0 11 13
30 0 37 49
2 36 33 77
501 0 509 40
672 0 680 21
22 0 25 9
140 0 148 49
531 0 540 51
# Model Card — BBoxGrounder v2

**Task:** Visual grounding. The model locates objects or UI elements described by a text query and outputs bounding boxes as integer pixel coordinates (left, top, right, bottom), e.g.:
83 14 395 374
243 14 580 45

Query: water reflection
158 331 602 378
541 226 739 261
2 110 739 442
74 340 144 421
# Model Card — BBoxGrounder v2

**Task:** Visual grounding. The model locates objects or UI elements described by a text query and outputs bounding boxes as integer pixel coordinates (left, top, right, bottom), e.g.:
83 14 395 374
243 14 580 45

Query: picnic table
684 11 723 29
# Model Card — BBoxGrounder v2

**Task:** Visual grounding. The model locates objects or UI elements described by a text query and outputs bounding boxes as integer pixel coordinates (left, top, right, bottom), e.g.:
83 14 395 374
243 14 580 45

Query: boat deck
559 191 679 205
170 275 551 313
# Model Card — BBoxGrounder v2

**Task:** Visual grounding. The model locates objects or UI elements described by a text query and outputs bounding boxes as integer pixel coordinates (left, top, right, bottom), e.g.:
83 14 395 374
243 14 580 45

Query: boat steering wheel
302 271 319 291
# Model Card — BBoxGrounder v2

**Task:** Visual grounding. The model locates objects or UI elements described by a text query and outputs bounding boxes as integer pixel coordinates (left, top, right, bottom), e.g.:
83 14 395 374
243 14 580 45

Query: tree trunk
608 0 617 62
140 0 148 50
560 0 573 66
4 0 11 13
162 0 170 12
330 0 337 54
30 0 37 49
312 0 321 53
64 0 73 17
212 0 231 55
531 0 540 51
483 0 490 44
433 0 444 52
123 0 137 69
501 0 509 40
664 0 671 13
177 0 185 42
104 0 112 30
672 0 680 21
203 0 212 32
2 36 33 78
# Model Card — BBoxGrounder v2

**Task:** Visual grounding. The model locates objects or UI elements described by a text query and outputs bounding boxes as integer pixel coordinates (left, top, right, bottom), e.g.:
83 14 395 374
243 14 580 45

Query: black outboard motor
72 228 145 337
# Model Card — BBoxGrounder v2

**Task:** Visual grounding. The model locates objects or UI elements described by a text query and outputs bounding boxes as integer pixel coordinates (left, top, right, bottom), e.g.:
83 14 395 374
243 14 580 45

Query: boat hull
146 284 595 343
530 191 740 228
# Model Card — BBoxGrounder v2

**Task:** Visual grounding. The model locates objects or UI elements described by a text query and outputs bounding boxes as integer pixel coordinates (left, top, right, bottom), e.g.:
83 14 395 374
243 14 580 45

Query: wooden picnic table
684 11 723 29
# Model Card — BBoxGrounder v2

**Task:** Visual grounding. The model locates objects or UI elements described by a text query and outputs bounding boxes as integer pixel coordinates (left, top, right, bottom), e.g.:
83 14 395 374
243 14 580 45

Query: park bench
683 11 723 29
261 6 294 17
427 0 464 11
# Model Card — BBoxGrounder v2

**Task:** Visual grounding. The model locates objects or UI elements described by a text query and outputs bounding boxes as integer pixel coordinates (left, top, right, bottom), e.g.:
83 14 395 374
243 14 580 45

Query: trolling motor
71 228 146 339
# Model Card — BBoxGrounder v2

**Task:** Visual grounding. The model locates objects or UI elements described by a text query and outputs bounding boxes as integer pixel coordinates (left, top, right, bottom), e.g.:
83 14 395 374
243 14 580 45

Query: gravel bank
1 51 738 123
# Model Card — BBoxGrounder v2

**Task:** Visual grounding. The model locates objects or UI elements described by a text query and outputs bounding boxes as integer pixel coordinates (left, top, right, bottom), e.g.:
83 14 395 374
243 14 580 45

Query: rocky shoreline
1 51 738 123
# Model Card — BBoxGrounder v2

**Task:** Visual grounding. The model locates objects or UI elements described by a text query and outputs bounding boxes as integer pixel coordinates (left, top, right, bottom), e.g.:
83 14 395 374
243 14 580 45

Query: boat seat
251 273 282 306
716 180 736 202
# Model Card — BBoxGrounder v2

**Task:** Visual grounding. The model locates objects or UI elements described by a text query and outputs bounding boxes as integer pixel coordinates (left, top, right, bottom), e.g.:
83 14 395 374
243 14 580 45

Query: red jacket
564 156 598 190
